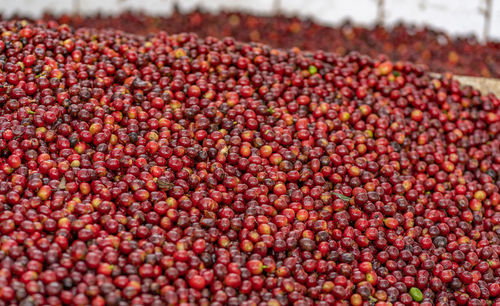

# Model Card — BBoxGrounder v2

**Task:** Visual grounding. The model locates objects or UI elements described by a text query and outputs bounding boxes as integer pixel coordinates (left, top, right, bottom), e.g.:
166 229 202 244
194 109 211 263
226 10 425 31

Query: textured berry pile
0 20 499 305
40 10 500 78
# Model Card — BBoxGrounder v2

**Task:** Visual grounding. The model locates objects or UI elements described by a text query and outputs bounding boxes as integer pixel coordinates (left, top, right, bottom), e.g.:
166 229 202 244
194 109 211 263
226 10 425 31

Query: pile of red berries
37 10 500 78
0 20 499 305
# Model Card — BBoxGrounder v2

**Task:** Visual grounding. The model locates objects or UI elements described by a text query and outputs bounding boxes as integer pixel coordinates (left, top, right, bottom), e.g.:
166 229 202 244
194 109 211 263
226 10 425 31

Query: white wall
0 0 498 41
385 0 487 39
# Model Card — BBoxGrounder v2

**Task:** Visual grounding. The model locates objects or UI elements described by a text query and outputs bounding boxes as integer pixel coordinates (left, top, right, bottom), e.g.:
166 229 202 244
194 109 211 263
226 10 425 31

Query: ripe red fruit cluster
0 20 499 306
44 10 500 78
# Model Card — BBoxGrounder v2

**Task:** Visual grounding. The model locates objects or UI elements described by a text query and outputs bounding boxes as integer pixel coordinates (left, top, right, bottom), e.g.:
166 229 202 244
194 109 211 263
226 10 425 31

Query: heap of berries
40 10 500 78
0 20 498 305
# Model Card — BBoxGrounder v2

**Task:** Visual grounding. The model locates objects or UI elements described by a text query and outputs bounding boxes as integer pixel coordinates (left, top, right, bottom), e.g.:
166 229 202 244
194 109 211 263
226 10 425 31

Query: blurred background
0 0 499 78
